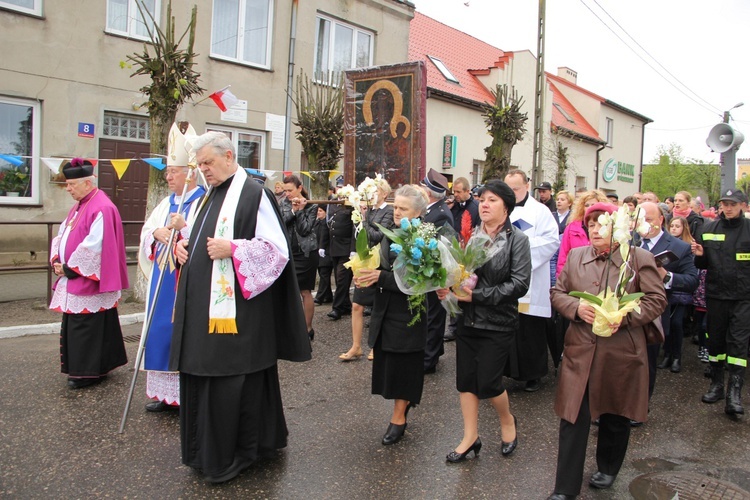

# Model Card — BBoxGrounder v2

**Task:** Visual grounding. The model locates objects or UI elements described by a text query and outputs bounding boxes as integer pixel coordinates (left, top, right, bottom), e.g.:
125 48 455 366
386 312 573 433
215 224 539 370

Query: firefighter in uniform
692 188 750 416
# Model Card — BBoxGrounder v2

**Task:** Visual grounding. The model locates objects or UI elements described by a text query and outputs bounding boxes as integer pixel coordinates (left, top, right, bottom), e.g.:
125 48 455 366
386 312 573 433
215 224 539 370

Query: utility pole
531 0 546 187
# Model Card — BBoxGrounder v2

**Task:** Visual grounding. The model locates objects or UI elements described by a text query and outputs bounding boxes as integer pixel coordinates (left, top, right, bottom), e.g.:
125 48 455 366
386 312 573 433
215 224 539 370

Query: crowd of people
49 127 750 494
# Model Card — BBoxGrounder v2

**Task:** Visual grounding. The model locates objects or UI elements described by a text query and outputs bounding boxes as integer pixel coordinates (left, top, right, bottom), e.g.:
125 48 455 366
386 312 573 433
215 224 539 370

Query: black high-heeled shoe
446 437 482 463
308 329 315 341
501 415 518 456
381 422 406 445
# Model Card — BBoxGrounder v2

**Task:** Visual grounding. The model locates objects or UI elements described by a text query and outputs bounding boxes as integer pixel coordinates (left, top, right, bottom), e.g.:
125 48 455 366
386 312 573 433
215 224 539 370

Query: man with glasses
50 158 129 389
137 122 205 412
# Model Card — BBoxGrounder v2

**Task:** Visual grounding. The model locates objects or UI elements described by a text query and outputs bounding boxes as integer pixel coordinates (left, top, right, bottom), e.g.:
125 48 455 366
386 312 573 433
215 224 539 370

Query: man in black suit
314 206 333 304
325 202 355 320
639 202 698 396
420 168 454 373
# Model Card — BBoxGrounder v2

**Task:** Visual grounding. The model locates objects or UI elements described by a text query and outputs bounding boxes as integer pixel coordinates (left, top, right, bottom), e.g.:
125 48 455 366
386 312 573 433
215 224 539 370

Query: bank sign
602 158 635 183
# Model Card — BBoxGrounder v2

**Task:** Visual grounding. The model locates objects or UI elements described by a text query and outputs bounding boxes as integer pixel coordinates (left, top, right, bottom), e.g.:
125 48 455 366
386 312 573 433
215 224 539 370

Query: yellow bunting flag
328 170 340 180
110 159 131 180
299 171 313 179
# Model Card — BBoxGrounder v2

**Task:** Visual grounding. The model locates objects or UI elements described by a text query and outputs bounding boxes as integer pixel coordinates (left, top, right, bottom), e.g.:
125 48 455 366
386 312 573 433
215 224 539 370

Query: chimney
557 67 577 85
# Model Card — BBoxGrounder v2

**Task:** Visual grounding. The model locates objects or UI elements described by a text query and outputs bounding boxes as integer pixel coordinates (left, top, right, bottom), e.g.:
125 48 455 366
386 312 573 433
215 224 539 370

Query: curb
0 312 145 340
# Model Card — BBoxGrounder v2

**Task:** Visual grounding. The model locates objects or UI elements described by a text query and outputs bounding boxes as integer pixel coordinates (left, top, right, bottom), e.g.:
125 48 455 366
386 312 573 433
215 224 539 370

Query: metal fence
0 220 144 303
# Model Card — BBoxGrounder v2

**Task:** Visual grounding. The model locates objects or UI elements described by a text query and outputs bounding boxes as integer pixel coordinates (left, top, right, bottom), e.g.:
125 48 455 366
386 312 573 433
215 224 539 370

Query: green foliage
355 227 370 260
481 84 528 183
642 143 720 205
292 72 344 199
553 140 569 192
0 166 29 193
125 2 204 117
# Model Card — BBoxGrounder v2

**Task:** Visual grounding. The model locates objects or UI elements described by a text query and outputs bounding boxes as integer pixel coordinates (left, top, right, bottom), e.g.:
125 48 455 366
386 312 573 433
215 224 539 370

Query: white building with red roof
409 11 651 197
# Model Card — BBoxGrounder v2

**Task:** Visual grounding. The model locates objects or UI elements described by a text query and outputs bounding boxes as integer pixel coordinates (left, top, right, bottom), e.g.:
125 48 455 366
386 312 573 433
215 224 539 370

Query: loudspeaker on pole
706 123 745 153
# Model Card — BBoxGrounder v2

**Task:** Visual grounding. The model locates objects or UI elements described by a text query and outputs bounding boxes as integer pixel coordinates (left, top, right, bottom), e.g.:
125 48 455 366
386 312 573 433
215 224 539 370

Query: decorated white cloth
146 371 180 405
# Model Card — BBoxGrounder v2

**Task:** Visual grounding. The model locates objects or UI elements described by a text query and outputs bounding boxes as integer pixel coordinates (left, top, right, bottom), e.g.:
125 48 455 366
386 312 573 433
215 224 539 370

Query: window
472 160 484 188
428 56 459 84
106 0 159 40
0 0 42 16
0 97 40 204
605 117 614 146
575 176 587 193
205 126 265 171
314 15 373 83
103 112 150 142
211 0 273 68
553 103 575 124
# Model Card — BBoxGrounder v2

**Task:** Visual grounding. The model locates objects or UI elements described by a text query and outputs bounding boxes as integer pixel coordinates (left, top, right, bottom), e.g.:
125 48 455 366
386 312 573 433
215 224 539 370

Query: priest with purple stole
137 122 205 412
170 131 311 484
50 158 129 389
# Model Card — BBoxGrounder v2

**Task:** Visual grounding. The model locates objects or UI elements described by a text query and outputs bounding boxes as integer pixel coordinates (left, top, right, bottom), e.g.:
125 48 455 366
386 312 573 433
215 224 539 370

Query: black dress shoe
670 358 681 373
501 415 518 456
424 365 437 374
446 437 482 463
327 310 342 320
67 377 102 389
657 355 672 369
524 379 541 392
145 400 178 412
308 329 315 341
363 306 372 317
629 419 643 427
589 471 616 489
443 331 456 342
381 422 406 445
205 456 254 484
313 299 322 305
547 494 576 500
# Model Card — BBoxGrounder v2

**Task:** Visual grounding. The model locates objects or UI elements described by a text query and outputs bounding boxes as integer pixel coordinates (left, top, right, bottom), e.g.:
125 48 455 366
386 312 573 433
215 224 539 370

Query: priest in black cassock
171 131 311 484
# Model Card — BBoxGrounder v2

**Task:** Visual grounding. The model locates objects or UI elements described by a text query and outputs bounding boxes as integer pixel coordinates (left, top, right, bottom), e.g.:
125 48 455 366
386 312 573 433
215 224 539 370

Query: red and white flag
209 87 239 112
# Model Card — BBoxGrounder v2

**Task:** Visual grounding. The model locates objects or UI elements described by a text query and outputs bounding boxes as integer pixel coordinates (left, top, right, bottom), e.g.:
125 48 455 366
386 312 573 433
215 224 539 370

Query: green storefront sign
602 158 635 183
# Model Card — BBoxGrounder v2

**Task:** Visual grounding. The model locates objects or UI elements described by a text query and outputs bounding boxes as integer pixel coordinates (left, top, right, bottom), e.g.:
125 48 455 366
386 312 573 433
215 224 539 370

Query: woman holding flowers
280 175 319 341
340 177 394 361
437 180 532 463
354 185 429 446
547 202 666 499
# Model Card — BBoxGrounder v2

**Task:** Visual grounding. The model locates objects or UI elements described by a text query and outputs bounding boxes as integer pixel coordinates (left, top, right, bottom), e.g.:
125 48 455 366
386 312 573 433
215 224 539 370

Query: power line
578 0 723 118
589 0 723 115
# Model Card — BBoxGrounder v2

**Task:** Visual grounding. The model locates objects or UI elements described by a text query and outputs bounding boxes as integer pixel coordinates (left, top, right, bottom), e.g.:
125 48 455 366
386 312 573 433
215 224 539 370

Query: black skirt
293 250 319 291
60 308 127 378
455 323 514 399
371 336 424 404
353 284 375 306
180 366 288 477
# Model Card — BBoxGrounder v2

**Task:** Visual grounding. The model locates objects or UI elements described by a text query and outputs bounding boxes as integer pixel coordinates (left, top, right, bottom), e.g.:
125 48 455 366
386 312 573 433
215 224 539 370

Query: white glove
349 252 357 258
318 249 326 258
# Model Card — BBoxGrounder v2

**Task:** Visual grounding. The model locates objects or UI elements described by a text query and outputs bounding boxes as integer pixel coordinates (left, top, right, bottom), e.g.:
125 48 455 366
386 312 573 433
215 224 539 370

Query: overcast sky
412 0 749 164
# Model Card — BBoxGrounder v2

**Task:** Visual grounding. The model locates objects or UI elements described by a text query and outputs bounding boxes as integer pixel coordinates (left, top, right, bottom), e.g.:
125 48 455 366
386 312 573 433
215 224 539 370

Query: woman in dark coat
340 179 395 361
437 180 531 462
547 202 667 499
280 174 319 340
354 184 428 446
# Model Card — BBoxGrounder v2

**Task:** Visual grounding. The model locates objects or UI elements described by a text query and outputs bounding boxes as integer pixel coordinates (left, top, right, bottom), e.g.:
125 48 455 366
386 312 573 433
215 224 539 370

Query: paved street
2 305 750 499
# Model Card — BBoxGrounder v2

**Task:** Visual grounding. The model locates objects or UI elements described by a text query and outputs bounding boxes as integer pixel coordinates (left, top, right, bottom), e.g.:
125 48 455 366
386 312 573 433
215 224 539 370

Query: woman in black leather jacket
437 179 531 462
280 175 319 340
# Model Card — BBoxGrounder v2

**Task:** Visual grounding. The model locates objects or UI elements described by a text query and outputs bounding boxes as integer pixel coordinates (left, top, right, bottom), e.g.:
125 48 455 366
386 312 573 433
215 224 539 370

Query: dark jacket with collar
694 214 750 300
450 196 480 233
460 220 532 332
280 198 318 257
425 199 454 229
325 204 355 258
646 232 698 295
368 237 427 353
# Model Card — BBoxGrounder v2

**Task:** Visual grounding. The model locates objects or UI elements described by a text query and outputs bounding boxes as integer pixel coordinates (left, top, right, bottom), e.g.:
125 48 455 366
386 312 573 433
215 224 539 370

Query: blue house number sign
78 122 95 138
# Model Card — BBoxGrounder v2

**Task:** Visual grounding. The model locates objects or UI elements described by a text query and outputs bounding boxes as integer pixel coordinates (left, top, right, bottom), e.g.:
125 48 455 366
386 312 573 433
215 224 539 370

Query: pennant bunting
143 158 166 170
87 159 98 167
110 159 131 180
41 157 66 174
0 154 24 166
299 171 313 179
328 170 341 180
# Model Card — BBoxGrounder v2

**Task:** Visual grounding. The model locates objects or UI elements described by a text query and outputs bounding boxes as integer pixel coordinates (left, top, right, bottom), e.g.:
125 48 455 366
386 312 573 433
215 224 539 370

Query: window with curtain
211 0 273 68
105 0 158 40
0 0 42 16
0 97 40 204
314 15 374 84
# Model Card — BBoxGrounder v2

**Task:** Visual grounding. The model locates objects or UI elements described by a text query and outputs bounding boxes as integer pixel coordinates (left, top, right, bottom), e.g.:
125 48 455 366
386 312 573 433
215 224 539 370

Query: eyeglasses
164 169 188 179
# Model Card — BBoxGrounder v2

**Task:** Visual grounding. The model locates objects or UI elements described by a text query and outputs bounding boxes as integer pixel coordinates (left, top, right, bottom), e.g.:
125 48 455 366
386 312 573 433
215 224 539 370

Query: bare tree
481 85 528 182
124 1 204 214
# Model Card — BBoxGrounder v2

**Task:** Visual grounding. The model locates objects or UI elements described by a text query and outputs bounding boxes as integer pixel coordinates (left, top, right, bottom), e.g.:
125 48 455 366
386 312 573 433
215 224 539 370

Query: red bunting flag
209 87 239 112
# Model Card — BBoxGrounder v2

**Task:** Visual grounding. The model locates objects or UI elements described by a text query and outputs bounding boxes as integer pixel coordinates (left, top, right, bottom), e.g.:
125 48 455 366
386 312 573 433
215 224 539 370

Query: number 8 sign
78 122 95 138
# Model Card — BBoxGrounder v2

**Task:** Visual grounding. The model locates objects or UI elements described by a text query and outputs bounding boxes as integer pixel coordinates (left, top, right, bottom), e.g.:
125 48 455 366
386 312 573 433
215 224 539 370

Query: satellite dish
706 123 745 153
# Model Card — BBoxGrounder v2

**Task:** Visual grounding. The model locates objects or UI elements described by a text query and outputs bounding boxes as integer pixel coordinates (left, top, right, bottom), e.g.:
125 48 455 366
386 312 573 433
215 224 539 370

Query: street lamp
723 102 744 123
